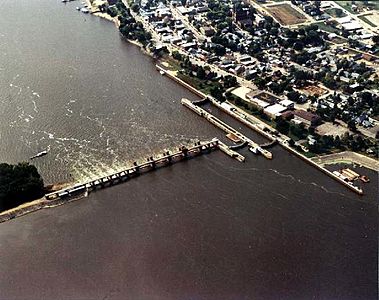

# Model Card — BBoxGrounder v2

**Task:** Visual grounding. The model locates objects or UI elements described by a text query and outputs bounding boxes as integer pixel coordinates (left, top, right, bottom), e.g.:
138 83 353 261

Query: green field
314 21 341 34
324 7 346 18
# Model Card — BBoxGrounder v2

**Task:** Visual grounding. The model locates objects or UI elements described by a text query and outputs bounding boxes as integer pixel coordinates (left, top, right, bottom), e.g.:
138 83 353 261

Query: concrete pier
157 63 364 195
218 141 245 162
181 98 273 160
205 98 364 195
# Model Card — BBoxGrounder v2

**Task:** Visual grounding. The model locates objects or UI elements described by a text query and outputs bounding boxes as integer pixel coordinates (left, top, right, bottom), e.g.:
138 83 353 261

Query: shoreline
157 64 368 195
0 182 75 223
85 0 153 56
311 151 379 171
0 140 219 223
84 0 377 171
1 4 373 223
0 8 153 224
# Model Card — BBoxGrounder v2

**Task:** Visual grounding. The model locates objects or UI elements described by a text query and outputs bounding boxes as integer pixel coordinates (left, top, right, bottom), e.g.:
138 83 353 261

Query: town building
293 110 321 127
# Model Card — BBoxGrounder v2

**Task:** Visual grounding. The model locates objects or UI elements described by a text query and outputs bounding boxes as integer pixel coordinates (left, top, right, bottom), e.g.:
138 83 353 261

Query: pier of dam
200 97 364 195
45 140 220 200
44 138 246 202
157 62 364 195
1 138 246 223
181 97 363 195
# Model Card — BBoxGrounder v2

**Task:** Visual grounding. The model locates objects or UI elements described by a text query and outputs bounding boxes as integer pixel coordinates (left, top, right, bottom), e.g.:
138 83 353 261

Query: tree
275 118 290 135
214 44 226 56
210 86 225 102
197 67 206 80
254 77 266 89
290 123 306 139
223 75 237 88
172 51 183 61
287 90 301 103
107 6 118 17
347 120 357 132
293 41 304 51
0 162 44 211
131 3 140 13
334 135 342 149
335 8 343 17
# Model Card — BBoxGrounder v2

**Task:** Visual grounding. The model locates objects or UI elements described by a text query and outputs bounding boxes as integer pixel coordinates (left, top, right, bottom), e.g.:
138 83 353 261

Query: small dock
218 141 245 162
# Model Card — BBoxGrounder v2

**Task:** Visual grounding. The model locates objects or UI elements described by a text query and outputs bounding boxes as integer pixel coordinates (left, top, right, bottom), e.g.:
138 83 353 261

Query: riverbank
312 151 379 171
84 0 148 52
0 139 220 223
0 182 74 223
158 64 367 195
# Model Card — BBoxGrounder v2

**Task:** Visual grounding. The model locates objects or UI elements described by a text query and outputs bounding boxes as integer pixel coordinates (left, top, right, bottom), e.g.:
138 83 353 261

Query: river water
0 1 377 299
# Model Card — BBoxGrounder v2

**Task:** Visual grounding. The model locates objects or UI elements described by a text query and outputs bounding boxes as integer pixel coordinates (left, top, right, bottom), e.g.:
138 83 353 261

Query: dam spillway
45 139 220 200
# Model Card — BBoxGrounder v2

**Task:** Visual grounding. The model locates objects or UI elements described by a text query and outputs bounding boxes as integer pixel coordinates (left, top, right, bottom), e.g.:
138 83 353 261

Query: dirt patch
299 85 328 96
231 86 252 100
315 122 349 137
363 12 379 27
267 4 307 25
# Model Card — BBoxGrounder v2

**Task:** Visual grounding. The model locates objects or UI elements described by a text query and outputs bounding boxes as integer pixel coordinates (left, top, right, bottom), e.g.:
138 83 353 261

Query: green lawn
160 56 182 71
333 1 379 15
324 8 346 18
176 72 221 95
314 21 341 35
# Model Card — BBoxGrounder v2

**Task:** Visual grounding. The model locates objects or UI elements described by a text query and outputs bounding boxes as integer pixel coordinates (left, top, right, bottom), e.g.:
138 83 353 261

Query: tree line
0 162 44 211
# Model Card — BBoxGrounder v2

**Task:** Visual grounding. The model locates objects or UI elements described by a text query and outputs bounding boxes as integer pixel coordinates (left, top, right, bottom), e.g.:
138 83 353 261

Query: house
176 6 192 15
181 42 197 50
349 82 361 91
254 91 281 105
362 53 375 62
281 110 294 120
279 99 295 109
341 21 362 31
234 65 245 75
196 6 209 13
293 110 321 127
233 6 253 27
307 135 317 146
246 92 271 109
264 104 287 119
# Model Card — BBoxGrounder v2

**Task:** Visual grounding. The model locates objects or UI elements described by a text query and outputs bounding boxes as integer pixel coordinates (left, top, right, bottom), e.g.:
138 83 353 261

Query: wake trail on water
267 168 349 198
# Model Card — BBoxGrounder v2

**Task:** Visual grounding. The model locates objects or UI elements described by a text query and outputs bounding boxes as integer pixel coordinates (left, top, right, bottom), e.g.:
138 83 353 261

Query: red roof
294 110 320 122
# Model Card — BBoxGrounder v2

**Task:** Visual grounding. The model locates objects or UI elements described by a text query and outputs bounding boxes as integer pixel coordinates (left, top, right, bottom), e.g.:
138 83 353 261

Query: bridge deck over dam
45 139 221 200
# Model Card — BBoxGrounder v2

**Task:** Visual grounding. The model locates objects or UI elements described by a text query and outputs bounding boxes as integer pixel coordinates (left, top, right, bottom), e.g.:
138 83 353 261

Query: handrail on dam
45 139 219 201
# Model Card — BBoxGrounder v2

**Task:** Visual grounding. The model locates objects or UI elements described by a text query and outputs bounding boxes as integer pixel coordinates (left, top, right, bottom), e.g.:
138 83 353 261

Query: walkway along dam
44 139 223 200
1 139 249 223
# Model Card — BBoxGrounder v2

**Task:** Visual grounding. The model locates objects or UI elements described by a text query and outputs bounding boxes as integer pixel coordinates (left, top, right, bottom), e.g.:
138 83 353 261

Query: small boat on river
30 149 49 160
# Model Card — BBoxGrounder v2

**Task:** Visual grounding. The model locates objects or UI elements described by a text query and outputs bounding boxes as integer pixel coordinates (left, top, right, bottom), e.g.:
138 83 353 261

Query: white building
264 104 287 118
